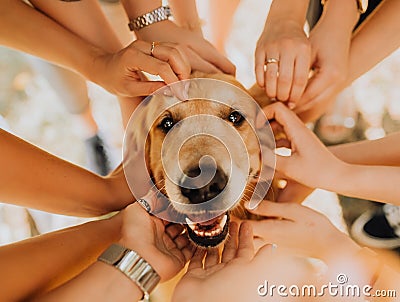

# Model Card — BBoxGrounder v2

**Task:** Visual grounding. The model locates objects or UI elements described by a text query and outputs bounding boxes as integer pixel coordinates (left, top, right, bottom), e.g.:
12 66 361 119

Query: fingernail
288 102 296 110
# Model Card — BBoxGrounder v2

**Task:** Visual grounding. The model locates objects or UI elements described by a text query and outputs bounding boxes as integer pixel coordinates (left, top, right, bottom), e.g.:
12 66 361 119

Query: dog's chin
184 212 230 248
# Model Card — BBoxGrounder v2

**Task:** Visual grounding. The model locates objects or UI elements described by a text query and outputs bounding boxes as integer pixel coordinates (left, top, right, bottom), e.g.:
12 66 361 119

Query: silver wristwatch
128 5 172 31
98 244 160 300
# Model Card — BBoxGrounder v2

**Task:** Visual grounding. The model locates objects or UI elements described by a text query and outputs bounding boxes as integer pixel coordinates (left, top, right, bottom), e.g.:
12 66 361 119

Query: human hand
119 199 195 282
173 222 269 302
295 9 354 114
135 20 236 75
275 179 314 204
91 39 190 98
259 102 346 190
255 19 311 105
245 201 361 262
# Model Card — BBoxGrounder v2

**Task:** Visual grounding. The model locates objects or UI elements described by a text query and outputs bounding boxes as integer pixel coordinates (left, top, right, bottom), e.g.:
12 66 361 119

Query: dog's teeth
219 215 227 228
185 217 197 231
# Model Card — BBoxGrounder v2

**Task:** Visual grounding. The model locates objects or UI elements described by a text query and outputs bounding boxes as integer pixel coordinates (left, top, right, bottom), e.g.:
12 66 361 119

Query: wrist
321 0 359 34
267 0 308 26
82 46 112 92
122 0 162 20
322 232 362 263
319 159 350 191
103 174 135 212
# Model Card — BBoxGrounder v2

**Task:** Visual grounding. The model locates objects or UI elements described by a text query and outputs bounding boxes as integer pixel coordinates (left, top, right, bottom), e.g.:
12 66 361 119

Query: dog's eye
159 116 175 132
228 111 244 126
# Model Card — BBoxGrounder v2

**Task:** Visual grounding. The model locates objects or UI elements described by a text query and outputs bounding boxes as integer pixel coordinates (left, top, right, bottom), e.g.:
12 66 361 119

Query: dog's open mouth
184 212 230 247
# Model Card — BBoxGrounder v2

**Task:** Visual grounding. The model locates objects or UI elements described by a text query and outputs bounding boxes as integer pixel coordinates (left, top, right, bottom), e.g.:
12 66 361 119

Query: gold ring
266 58 279 64
150 41 157 56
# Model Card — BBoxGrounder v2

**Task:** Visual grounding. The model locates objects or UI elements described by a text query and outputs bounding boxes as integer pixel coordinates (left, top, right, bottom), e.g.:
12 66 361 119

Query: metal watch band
128 5 172 31
98 244 160 300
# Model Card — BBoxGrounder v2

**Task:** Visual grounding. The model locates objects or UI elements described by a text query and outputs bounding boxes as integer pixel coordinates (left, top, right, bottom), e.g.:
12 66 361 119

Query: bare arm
0 215 121 301
255 0 311 103
346 0 400 84
298 0 400 121
168 0 203 34
263 103 400 205
32 203 193 302
0 0 102 79
122 0 236 74
329 132 400 166
28 0 123 52
0 129 133 216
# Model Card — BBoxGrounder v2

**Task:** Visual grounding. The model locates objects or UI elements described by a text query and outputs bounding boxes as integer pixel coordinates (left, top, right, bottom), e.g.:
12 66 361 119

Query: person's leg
208 0 240 54
28 57 111 176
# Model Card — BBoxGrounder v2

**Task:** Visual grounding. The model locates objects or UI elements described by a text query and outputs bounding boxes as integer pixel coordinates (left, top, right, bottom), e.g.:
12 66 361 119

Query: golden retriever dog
126 71 276 248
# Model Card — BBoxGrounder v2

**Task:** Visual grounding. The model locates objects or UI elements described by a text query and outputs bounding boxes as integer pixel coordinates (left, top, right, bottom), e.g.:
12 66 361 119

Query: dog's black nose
180 165 228 204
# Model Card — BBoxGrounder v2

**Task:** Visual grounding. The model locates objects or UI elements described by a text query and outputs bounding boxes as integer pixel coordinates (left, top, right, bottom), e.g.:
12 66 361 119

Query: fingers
221 222 239 263
290 54 311 103
184 47 222 74
255 45 266 87
246 200 303 221
249 219 288 241
297 71 331 110
276 51 295 102
133 40 190 81
204 248 220 269
264 52 280 100
276 181 313 203
188 248 206 270
174 234 190 250
191 41 236 75
236 222 254 260
133 50 178 84
151 43 191 80
166 223 184 239
181 244 196 262
254 243 276 260
261 102 308 143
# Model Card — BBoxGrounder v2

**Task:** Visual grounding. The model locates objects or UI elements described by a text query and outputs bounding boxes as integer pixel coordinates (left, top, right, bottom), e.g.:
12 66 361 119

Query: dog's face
139 74 274 247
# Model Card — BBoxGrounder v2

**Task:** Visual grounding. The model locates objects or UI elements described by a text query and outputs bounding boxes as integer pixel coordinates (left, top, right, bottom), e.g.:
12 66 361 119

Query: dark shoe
351 204 400 250
84 134 111 176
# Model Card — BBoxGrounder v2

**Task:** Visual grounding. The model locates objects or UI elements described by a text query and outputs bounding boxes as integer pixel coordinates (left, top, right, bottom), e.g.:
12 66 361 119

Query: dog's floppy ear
248 84 273 108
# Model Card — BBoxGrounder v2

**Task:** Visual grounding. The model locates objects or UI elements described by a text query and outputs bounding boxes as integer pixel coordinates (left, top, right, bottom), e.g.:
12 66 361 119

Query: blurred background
0 0 399 252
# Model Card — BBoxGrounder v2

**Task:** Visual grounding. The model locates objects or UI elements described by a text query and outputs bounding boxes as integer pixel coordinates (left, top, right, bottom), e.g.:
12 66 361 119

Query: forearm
319 0 359 34
168 0 202 32
346 0 400 85
29 0 123 53
121 0 161 20
313 0 359 51
0 0 103 83
266 0 310 26
0 215 122 301
325 163 400 205
0 129 128 216
33 262 142 302
329 132 400 166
